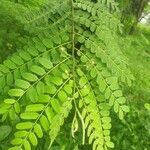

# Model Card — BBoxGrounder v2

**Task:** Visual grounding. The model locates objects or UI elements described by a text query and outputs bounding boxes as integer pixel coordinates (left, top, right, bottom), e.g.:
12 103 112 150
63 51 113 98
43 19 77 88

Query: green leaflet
90 68 97 78
51 99 61 113
80 86 90 96
121 105 130 112
106 141 114 148
15 79 30 89
8 89 24 97
11 138 23 145
9 108 16 120
30 65 46 76
103 130 110 136
14 102 20 113
49 76 63 86
29 133 38 146
18 51 31 61
16 122 33 130
79 76 87 87
14 69 21 81
114 101 119 113
34 38 46 52
102 123 111 130
14 131 28 138
24 140 31 150
0 126 12 141
8 147 23 150
105 87 111 99
34 124 43 138
0 64 9 73
44 84 56 94
144 103 150 110
27 46 38 57
36 81 45 96
0 108 8 115
97 75 106 93
78 36 85 43
64 84 72 94
7 72 13 85
11 54 24 66
42 38 53 48
45 107 54 123
102 117 111 123
22 73 38 82
53 35 61 44
26 104 45 112
101 110 110 117
39 57 53 69
113 90 123 97
40 115 50 131
117 97 126 104
76 68 84 76
51 49 60 63
4 99 16 104
109 95 115 106
26 87 38 103
58 90 68 102
38 94 50 103
3 60 16 69
20 112 39 120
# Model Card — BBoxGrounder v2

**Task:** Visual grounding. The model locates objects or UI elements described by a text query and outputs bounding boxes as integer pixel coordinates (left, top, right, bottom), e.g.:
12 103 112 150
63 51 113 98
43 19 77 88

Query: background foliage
0 0 149 150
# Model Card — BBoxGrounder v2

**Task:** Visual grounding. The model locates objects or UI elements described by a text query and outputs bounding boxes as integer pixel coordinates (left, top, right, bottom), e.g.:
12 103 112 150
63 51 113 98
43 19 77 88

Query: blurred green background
0 0 149 149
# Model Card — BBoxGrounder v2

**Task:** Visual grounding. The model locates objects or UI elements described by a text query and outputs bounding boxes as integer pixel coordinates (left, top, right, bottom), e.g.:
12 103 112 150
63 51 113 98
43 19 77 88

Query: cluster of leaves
117 0 149 34
112 24 150 150
0 0 135 150
0 0 27 63
0 0 49 63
